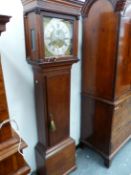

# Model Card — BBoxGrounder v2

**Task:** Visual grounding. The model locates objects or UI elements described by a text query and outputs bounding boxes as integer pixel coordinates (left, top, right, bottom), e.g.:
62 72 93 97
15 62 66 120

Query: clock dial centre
44 17 73 57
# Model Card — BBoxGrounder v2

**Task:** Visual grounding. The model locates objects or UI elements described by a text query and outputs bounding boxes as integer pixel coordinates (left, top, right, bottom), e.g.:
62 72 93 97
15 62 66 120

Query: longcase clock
21 0 82 174
81 0 131 168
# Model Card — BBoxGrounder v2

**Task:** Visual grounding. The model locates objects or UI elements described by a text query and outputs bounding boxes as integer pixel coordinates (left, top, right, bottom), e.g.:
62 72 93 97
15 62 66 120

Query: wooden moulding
0 129 27 161
82 0 130 17
0 15 11 35
0 129 30 175
21 0 83 15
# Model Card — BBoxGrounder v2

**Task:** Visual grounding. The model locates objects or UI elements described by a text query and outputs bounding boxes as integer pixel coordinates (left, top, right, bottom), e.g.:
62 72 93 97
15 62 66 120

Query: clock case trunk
21 0 81 174
33 62 77 174
81 0 131 168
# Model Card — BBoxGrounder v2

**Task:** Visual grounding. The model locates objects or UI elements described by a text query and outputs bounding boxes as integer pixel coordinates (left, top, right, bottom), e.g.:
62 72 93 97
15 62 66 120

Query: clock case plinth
21 0 81 174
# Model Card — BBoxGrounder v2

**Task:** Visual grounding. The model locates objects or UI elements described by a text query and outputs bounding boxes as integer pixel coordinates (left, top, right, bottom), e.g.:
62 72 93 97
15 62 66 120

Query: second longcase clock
81 0 131 168
21 0 82 174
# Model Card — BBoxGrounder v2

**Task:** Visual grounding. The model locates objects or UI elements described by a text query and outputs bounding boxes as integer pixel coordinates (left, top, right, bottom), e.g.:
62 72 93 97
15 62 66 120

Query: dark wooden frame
21 0 83 15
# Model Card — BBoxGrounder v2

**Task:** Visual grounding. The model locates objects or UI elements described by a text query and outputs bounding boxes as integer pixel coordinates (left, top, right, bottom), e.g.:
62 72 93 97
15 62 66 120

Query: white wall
70 18 82 144
0 0 82 173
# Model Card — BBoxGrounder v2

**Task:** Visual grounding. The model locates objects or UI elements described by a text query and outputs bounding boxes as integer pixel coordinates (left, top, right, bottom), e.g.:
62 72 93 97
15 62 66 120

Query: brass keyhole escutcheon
49 113 56 132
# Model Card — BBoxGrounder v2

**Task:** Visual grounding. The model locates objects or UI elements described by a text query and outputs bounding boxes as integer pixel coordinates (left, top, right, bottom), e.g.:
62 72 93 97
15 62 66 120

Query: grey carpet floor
32 141 131 175
70 141 131 175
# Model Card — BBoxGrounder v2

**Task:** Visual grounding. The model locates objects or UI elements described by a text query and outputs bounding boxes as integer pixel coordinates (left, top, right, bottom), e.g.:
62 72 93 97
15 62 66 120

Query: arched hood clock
81 0 131 168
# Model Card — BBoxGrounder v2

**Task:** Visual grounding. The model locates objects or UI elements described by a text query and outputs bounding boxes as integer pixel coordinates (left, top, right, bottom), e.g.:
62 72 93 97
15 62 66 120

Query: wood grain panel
0 62 12 142
0 152 30 175
46 138 76 175
82 0 118 100
115 18 131 98
46 71 70 147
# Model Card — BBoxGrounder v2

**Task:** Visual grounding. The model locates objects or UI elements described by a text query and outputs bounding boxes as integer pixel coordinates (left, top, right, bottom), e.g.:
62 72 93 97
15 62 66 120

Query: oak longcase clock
21 0 83 174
